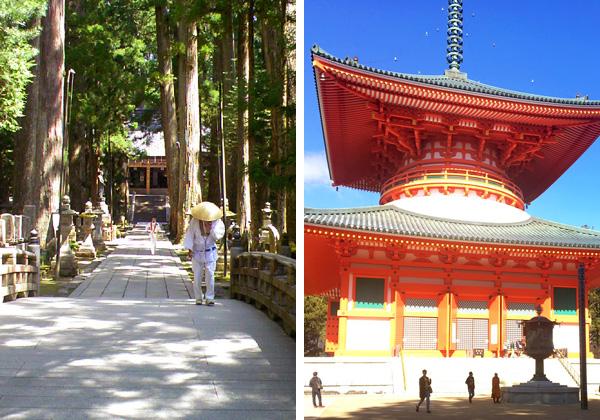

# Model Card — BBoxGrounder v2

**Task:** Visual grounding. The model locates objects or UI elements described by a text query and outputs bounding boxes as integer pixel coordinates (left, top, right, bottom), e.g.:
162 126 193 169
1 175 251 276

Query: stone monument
92 205 106 251
0 219 5 247
97 169 106 202
228 221 244 260
28 229 41 295
77 201 97 258
95 169 112 239
502 306 579 404
58 195 79 277
258 202 280 253
1 213 15 245
13 215 23 244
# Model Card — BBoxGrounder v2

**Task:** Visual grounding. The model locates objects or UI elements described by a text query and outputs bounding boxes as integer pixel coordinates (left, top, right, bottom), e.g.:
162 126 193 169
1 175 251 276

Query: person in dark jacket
416 369 432 413
465 371 475 403
309 371 323 407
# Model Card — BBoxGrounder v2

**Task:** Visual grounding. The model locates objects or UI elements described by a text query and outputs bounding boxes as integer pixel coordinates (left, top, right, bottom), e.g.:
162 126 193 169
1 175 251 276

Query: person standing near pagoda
491 373 501 403
183 202 225 306
465 371 475 403
309 371 324 408
145 217 160 255
416 369 432 413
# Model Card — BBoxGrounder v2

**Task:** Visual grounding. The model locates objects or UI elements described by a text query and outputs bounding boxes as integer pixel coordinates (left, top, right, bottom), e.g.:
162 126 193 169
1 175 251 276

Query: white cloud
304 151 331 185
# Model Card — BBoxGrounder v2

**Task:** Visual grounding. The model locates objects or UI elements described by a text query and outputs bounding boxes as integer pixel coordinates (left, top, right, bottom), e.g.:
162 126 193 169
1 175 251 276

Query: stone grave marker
1 214 15 244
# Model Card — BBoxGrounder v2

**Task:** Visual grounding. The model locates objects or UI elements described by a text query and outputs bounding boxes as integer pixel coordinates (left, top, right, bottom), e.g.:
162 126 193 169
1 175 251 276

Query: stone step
131 194 168 223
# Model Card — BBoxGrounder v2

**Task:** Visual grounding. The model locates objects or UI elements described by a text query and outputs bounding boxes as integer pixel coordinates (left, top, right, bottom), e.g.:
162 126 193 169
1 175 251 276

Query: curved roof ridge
312 45 600 106
305 204 535 228
304 205 600 248
530 217 600 237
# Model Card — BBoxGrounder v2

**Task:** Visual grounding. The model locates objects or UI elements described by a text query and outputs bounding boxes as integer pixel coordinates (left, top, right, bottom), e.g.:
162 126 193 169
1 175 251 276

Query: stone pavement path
0 225 295 419
71 225 193 299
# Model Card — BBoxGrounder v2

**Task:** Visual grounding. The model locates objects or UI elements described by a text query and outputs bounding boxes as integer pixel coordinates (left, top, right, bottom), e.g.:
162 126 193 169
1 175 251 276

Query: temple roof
312 46 600 202
305 205 600 249
313 46 600 106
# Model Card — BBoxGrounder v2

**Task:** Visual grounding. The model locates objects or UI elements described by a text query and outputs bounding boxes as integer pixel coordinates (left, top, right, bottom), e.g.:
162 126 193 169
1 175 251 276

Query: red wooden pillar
394 290 404 354
325 298 340 354
489 294 504 357
145 163 151 193
438 292 456 356
335 260 351 356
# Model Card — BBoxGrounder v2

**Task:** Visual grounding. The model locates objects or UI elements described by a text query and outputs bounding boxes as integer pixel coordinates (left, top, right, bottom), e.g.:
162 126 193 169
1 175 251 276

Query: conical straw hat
190 202 223 221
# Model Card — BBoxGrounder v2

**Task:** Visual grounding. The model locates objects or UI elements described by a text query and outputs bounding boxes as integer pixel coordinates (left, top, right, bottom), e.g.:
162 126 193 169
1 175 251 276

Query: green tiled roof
312 45 600 106
305 205 600 249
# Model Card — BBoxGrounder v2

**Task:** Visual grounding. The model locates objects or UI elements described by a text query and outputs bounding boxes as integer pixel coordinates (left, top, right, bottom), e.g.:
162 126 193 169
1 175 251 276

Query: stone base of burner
502 380 579 404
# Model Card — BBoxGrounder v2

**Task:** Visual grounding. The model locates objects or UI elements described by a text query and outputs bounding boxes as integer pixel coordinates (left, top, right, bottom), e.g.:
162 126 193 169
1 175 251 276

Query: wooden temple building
128 156 168 195
305 1 600 358
127 109 168 195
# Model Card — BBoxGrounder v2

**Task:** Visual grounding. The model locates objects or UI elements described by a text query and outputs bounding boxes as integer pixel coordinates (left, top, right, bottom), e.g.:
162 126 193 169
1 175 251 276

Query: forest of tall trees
0 0 296 248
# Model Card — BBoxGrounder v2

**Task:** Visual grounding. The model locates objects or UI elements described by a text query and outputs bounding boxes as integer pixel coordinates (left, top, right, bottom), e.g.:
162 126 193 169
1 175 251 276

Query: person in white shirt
145 217 160 255
183 202 225 305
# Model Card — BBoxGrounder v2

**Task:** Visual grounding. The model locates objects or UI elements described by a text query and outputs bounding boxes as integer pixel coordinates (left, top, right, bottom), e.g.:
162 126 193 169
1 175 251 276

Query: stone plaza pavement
304 394 600 419
0 226 295 419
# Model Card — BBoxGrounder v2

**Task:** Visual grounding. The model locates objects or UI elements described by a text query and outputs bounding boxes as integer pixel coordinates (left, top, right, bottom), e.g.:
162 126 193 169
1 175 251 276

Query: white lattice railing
553 348 580 386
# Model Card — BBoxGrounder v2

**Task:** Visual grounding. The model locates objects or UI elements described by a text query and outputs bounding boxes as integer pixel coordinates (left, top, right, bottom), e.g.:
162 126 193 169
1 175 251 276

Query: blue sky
304 0 600 229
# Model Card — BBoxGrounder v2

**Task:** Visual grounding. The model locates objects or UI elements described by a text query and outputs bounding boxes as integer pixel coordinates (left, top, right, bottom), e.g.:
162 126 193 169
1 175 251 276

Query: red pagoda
305 0 600 358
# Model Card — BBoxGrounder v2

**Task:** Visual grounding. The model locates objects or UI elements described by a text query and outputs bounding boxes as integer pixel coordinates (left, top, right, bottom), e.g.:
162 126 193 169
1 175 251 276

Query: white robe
183 219 225 301
183 219 225 262
145 221 161 255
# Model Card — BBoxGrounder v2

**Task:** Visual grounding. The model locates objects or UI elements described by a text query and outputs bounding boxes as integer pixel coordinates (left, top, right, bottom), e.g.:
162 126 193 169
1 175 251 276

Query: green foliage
304 295 327 356
64 0 158 215
66 0 158 136
100 132 137 157
0 130 15 201
0 0 46 132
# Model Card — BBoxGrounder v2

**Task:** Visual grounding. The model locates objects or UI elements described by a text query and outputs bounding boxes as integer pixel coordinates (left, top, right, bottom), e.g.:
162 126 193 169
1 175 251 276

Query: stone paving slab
70 226 191 299
0 394 293 410
0 408 296 420
0 297 295 418
0 226 295 418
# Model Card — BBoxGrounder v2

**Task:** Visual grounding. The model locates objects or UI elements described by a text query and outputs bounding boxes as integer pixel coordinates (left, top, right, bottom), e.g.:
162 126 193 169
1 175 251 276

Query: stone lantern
502 305 579 404
58 195 79 277
523 306 556 381
261 202 273 229
258 202 280 253
77 201 97 258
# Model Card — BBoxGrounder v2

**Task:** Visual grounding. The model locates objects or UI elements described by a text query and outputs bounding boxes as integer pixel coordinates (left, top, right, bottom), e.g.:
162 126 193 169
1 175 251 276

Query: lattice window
456 318 488 350
403 317 438 350
404 298 437 312
457 300 489 315
355 278 385 309
504 319 523 349
329 301 340 317
554 288 576 315
507 302 536 316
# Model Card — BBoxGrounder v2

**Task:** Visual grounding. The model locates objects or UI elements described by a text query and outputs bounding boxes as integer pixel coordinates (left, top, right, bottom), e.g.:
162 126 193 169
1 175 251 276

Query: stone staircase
131 194 167 223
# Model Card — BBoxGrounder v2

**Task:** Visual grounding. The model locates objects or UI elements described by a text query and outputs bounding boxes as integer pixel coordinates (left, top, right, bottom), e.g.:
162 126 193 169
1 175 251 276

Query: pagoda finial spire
446 0 464 71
